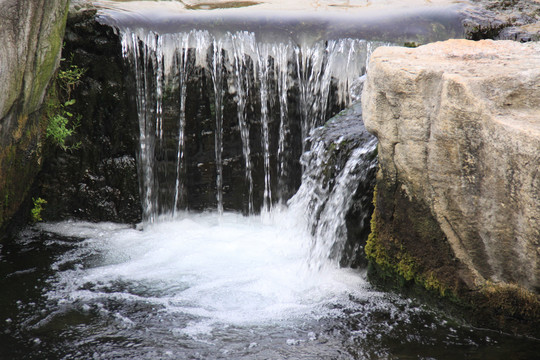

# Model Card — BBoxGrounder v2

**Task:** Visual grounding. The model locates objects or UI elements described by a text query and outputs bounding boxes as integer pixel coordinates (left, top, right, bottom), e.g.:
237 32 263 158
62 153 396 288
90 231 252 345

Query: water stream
120 27 382 219
1 210 538 359
0 3 539 359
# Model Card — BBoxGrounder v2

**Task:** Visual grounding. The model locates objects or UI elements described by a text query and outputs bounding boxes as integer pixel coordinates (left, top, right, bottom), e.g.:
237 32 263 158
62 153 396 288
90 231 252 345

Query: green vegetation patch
31 197 47 223
45 59 86 151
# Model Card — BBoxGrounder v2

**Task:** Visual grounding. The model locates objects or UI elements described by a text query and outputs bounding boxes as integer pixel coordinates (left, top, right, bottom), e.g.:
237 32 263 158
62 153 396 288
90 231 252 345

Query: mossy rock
366 180 540 337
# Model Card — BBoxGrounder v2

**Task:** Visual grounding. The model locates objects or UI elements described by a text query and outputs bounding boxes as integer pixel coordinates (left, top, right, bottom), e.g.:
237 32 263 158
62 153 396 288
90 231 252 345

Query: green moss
365 183 455 298
396 251 418 281
365 186 383 263
0 122 42 231
365 210 388 268
422 271 449 297
403 41 421 48
479 282 540 320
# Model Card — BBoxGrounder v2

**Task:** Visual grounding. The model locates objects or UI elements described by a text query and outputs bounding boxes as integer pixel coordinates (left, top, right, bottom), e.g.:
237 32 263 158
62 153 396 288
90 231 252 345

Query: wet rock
294 102 377 268
462 0 540 41
38 7 142 223
362 39 540 335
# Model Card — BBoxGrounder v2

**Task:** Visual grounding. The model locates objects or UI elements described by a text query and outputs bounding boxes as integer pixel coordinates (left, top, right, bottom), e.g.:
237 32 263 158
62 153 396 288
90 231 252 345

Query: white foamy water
39 210 381 335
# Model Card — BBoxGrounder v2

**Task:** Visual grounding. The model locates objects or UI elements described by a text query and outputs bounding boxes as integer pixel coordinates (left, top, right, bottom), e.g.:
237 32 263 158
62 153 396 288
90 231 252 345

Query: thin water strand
211 38 225 215
258 44 273 213
173 35 190 214
231 32 256 214
275 43 291 201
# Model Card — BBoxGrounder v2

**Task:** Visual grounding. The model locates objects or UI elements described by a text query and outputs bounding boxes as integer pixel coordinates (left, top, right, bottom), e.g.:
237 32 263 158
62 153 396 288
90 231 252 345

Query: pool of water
1 210 538 359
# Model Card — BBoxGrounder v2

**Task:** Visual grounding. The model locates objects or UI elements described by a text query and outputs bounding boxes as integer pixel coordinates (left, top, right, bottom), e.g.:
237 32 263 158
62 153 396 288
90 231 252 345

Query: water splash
289 103 377 269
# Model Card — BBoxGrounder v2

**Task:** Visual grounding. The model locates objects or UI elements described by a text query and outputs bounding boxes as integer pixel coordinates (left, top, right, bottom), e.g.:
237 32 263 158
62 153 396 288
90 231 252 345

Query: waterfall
289 102 378 269
120 28 384 222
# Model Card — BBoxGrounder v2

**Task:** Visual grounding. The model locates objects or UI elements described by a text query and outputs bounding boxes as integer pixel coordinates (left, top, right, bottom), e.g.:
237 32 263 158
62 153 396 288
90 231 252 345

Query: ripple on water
0 212 537 359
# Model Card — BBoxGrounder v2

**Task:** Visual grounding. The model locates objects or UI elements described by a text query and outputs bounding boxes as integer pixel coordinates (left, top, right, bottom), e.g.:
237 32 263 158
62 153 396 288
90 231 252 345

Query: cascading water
289 102 378 269
2 4 537 359
120 28 383 220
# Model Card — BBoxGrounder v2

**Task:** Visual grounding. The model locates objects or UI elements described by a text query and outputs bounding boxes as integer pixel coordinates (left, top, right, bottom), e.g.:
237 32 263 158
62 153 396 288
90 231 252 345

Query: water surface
1 211 538 359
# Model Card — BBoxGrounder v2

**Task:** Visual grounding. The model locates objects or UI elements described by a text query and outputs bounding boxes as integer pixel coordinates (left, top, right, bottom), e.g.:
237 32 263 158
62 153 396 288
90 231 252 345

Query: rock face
37 8 142 224
462 0 540 41
0 0 70 234
362 39 540 334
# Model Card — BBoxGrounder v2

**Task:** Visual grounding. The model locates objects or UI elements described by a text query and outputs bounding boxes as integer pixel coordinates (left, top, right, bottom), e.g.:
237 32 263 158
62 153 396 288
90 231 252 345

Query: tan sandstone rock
362 39 540 294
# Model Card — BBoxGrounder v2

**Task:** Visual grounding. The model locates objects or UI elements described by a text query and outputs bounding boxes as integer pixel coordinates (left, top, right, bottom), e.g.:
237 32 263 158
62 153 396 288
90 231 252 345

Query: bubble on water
43 212 376 331
286 338 301 345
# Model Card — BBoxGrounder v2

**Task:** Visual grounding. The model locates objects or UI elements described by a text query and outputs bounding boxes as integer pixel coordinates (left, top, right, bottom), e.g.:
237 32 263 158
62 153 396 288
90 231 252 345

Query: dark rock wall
38 9 141 223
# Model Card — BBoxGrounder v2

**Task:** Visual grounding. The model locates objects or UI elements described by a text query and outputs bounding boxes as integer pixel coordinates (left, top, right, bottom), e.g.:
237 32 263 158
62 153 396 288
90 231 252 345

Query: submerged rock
362 39 540 335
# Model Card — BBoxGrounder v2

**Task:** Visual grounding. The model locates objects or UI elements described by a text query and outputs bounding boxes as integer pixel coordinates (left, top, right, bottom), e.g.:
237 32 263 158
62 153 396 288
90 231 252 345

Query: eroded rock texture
0 0 70 233
362 39 540 333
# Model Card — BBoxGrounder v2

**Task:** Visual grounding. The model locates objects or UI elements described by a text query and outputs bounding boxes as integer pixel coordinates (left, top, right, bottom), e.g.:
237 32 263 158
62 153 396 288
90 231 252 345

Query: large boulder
0 0 70 234
362 39 540 335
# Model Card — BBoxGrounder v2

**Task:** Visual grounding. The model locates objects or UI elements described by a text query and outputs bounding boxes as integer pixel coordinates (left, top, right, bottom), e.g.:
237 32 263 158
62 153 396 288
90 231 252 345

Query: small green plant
46 99 81 151
46 58 85 151
57 62 86 97
31 197 47 223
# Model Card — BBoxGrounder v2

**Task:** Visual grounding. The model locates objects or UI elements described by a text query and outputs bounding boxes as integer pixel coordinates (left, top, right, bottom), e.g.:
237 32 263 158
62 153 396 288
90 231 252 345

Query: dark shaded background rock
37 8 142 224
